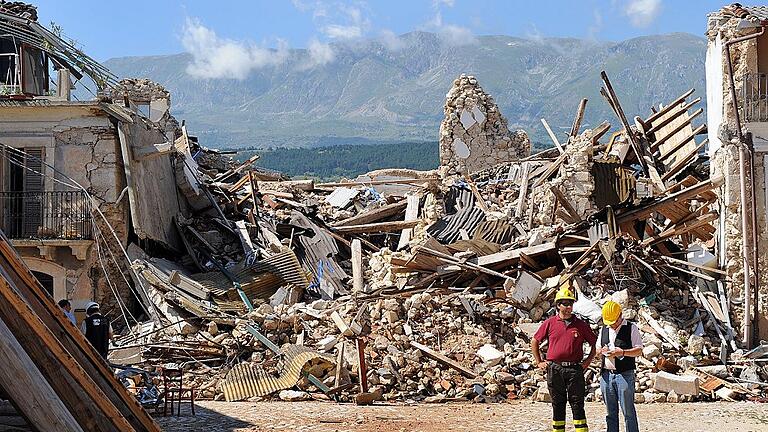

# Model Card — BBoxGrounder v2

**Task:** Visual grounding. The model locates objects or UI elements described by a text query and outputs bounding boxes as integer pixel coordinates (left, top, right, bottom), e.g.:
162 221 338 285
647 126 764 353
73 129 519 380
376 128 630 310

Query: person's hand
599 345 611 356
537 361 548 370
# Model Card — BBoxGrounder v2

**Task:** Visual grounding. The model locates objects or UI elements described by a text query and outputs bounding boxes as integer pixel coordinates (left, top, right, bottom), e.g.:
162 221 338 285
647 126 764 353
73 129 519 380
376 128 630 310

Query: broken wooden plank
541 118 565 153
645 88 696 124
532 151 568 188
317 178 438 188
213 154 259 183
335 344 345 387
640 309 682 351
0 315 83 432
550 186 581 222
657 124 707 161
601 71 648 175
617 176 723 225
397 195 421 251
661 139 707 181
515 162 531 219
570 98 588 138
234 220 256 259
417 246 513 281
660 255 728 276
257 179 315 191
641 211 718 246
592 121 611 145
351 239 364 293
646 98 702 136
333 201 408 227
333 220 419 234
463 174 490 212
665 262 716 282
474 242 557 268
410 341 477 378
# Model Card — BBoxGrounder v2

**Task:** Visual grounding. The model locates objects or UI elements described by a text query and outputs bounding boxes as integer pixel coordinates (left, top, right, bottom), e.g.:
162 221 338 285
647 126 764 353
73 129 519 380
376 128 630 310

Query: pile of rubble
110 72 768 407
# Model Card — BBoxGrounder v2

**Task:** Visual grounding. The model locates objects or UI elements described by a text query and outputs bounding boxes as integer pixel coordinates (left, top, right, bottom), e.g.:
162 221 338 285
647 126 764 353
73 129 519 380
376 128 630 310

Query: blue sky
31 0 726 63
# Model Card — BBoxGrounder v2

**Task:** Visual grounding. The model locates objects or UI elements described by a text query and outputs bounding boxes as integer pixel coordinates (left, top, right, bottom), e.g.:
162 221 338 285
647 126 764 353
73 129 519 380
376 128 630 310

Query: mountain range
104 31 707 149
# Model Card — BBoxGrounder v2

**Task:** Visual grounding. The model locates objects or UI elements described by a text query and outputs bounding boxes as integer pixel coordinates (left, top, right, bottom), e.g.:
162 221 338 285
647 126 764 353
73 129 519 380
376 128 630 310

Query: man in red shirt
531 285 597 432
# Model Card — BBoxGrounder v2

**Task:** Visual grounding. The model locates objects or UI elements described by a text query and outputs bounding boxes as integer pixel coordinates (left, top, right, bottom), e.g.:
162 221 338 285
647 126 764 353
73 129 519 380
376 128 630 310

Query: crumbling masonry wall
52 114 132 317
528 131 596 227
0 104 133 322
707 9 768 341
439 74 530 175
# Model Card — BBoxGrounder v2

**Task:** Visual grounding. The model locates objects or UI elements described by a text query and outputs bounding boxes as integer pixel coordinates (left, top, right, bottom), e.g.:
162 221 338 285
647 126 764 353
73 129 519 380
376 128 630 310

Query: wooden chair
160 367 195 416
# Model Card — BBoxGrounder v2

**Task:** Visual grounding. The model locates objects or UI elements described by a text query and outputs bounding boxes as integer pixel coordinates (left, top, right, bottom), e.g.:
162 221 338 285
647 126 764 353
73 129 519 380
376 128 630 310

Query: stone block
535 386 551 403
653 371 699 395
643 345 661 359
504 271 543 309
477 344 504 366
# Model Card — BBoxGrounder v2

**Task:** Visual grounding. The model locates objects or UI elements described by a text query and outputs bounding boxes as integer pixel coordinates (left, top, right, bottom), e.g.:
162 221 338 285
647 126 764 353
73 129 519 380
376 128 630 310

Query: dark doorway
31 270 54 296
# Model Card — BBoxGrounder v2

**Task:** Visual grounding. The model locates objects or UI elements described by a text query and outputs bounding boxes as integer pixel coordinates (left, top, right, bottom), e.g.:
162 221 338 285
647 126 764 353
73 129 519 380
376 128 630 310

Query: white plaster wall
23 257 66 301
706 32 724 156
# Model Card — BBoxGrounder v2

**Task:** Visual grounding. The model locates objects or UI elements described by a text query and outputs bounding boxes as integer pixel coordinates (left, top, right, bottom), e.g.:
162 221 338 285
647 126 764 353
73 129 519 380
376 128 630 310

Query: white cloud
423 11 477 46
433 0 455 7
294 1 371 42
181 18 288 80
302 38 335 69
587 8 602 39
379 29 405 51
322 24 363 39
625 0 662 28
438 24 477 46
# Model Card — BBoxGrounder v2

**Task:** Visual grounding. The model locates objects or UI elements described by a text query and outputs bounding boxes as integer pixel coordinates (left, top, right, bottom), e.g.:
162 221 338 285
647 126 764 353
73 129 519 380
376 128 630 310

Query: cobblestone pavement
156 401 768 432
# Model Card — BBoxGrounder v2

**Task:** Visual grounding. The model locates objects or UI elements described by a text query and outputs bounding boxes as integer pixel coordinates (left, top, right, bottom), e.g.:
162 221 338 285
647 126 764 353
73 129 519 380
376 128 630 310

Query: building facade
706 4 768 344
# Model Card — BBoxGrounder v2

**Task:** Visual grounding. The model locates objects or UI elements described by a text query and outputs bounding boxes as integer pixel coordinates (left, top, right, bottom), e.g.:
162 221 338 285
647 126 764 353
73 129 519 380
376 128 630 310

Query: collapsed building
0 2 767 429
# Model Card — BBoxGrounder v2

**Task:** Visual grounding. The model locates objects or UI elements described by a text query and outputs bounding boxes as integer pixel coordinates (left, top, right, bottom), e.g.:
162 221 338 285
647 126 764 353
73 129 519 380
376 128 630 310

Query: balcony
741 72 768 123
0 191 92 240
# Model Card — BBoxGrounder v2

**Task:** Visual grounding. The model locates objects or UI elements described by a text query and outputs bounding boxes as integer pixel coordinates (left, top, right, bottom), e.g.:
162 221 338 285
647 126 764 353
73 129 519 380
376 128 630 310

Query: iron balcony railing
741 72 768 123
0 191 92 240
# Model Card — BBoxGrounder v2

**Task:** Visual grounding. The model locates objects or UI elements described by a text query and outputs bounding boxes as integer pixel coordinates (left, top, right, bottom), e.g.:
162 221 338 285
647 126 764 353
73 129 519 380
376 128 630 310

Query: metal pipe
724 27 765 349
747 134 761 345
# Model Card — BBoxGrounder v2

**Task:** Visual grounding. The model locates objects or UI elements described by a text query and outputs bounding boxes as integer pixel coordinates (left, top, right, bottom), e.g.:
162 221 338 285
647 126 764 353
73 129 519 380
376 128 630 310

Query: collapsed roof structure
0 2 766 428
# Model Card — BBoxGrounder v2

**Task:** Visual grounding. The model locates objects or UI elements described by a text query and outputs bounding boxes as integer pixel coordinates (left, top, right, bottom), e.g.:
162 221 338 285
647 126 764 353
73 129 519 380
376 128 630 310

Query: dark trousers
547 362 588 432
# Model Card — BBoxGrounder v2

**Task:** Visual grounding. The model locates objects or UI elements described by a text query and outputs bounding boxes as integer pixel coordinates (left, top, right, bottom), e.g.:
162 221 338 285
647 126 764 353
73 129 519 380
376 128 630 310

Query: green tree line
236 141 439 181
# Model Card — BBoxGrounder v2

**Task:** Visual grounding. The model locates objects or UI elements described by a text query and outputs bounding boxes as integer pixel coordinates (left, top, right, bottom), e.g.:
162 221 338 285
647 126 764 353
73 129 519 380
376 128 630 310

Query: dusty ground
156 400 768 432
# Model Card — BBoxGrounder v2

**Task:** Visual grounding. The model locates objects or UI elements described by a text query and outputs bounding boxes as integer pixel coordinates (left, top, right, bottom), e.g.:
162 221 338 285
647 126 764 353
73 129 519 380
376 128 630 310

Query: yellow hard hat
555 286 577 302
602 301 622 325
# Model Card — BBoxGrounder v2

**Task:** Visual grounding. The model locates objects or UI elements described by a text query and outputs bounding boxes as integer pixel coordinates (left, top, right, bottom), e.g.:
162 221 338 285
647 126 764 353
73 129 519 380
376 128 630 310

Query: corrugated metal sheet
426 205 486 244
443 185 475 214
192 248 309 302
289 211 348 298
221 344 335 401
473 219 516 244
592 161 635 209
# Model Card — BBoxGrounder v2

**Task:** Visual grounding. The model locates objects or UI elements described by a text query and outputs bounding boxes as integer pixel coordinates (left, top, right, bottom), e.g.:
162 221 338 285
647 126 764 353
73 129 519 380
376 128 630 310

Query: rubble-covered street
156 401 768 432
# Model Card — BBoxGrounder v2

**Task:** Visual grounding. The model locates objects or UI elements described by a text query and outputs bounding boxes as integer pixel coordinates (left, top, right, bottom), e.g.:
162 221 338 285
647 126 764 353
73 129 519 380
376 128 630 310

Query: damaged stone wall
52 112 133 320
439 74 530 175
111 78 179 131
706 8 768 341
0 104 135 324
528 131 596 227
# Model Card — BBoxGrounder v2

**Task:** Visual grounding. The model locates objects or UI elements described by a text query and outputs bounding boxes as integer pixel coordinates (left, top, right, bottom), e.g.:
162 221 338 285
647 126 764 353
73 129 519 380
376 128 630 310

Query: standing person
81 301 113 360
58 299 77 325
598 301 643 432
532 285 597 432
